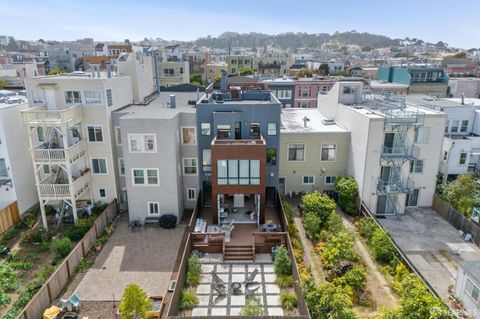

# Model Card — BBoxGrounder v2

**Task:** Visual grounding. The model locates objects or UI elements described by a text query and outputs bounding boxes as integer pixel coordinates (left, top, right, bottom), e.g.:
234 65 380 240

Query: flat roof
370 80 409 89
406 95 480 108
117 92 199 120
281 109 349 133
461 260 480 281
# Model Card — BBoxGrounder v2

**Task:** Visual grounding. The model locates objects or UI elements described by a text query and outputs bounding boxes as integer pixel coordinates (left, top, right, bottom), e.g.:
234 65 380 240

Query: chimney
170 94 176 108
106 63 112 78
461 93 465 105
303 116 310 128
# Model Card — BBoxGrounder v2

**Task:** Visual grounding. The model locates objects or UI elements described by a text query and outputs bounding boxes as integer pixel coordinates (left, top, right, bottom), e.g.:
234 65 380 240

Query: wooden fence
432 194 480 246
15 200 118 319
0 201 20 235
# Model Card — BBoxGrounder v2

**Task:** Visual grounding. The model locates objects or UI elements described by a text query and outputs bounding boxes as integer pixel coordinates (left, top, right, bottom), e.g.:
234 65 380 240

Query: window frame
302 176 315 185
459 152 468 165
86 125 104 143
321 144 336 161
83 89 102 104
414 127 430 144
183 158 198 175
131 168 159 186
181 127 197 145
461 120 469 133
98 188 106 198
451 120 459 133
114 126 122 146
202 149 211 172
128 133 157 153
249 122 260 137
465 278 480 302
267 123 277 136
147 202 160 215
186 188 196 201
106 88 113 107
91 157 108 175
64 90 82 104
118 158 125 176
325 176 337 185
410 159 424 174
267 148 277 166
0 158 8 177
288 143 305 162
201 123 211 136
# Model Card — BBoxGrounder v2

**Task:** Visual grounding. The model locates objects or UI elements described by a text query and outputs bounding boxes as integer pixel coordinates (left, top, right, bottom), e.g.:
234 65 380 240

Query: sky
1 0 479 49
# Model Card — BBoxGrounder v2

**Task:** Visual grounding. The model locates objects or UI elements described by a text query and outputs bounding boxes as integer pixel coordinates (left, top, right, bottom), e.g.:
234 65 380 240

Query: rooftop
370 80 409 89
262 77 295 84
281 108 349 133
198 90 279 105
406 95 480 108
460 259 480 281
117 92 199 120
32 71 125 81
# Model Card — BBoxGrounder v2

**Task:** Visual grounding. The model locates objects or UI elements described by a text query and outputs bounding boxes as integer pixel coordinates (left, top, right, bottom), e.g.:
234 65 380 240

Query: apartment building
449 78 480 99
113 92 199 223
204 62 228 83
0 102 38 214
158 61 190 87
196 87 281 224
318 82 445 216
252 56 291 77
226 55 252 75
279 108 349 195
294 78 335 108
377 66 449 97
22 52 151 228
263 77 295 108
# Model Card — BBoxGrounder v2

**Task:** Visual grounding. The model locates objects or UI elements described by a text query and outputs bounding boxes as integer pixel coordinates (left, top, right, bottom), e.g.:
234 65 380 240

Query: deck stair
223 244 255 261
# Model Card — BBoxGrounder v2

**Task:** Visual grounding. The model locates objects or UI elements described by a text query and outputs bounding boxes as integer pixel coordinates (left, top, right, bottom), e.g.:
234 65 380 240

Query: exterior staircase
223 244 255 261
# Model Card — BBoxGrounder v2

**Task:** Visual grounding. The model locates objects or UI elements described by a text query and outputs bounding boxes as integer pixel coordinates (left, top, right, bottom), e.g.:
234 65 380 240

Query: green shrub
76 258 93 273
304 282 357 319
51 237 71 258
179 290 198 311
274 246 292 275
66 216 95 241
301 192 337 240
92 202 108 216
371 228 396 264
9 261 33 271
36 241 51 253
240 296 266 316
44 205 56 216
319 231 358 269
17 209 38 229
185 254 202 287
0 287 11 307
334 265 367 294
20 225 47 244
0 264 19 291
282 199 294 225
355 218 378 243
37 265 55 280
3 309 20 319
281 293 297 311
334 177 358 215
2 227 19 242
275 274 294 288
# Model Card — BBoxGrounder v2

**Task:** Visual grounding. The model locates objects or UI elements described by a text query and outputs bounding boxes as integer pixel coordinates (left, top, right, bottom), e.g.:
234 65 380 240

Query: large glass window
451 120 459 133
466 279 480 302
118 158 125 176
410 160 424 173
128 134 157 153
303 176 314 184
321 144 336 161
267 148 277 165
87 125 103 142
288 144 305 161
267 123 277 136
201 123 211 136
459 152 468 165
217 160 260 185
202 149 211 172
132 168 159 185
84 90 102 104
461 120 469 133
415 127 430 144
91 158 107 174
217 125 231 139
0 158 7 177
250 123 260 137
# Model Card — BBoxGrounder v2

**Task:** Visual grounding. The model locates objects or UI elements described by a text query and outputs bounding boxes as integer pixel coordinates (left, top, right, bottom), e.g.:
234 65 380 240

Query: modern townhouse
0 102 38 214
113 92 199 223
22 52 153 229
279 108 349 196
262 77 295 108
318 81 446 216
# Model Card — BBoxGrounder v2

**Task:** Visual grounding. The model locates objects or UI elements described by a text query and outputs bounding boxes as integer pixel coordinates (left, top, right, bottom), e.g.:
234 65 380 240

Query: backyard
0 202 110 319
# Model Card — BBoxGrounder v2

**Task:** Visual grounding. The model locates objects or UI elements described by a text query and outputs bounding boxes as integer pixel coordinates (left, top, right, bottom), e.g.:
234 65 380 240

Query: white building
0 101 38 214
455 260 480 319
318 82 445 215
449 78 480 99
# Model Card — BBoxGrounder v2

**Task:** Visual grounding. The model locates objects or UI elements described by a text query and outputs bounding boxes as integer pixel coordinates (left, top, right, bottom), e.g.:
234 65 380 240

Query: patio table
262 223 278 232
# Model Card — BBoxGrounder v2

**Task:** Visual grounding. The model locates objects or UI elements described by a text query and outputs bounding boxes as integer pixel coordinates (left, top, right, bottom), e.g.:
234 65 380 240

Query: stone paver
268 307 284 316
74 215 185 301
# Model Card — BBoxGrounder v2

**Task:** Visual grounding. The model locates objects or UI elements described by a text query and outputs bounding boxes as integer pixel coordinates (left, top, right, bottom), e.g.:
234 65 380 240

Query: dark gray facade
263 78 295 108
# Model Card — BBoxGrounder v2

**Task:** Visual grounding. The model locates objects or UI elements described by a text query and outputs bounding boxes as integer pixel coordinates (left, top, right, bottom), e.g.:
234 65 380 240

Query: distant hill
190 31 402 50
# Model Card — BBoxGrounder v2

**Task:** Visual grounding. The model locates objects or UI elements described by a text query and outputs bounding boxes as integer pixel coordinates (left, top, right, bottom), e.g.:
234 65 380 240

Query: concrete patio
75 214 185 301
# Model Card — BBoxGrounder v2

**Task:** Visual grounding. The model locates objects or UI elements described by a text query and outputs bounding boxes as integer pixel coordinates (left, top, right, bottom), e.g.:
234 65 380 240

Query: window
202 149 211 172
301 101 308 108
415 127 430 144
325 176 337 185
31 89 45 104
65 91 81 104
343 86 355 94
164 68 174 76
106 89 113 107
466 279 480 302
115 127 122 145
267 148 277 165
91 158 107 174
288 144 305 161
84 90 102 104
181 127 196 145
217 160 260 185
303 176 315 185
132 168 159 185
444 151 448 161
0 159 7 177
37 127 45 142
128 134 157 153
461 120 469 132
321 144 336 161
201 123 211 136
445 120 449 133
87 125 103 142
183 158 198 175
459 152 468 165
410 160 424 173
249 123 260 137
148 202 159 215
180 67 184 74
451 120 459 133
99 188 106 198
187 188 196 201
301 87 309 97
118 158 125 176
43 165 50 174
267 123 277 136
217 125 231 139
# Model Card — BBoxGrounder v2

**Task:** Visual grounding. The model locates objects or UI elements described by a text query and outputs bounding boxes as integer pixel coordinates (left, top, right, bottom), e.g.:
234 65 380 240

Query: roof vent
322 119 336 125
353 105 363 109
169 94 176 108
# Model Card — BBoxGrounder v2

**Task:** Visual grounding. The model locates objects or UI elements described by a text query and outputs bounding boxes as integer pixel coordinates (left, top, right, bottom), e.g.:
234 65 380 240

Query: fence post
81 240 86 257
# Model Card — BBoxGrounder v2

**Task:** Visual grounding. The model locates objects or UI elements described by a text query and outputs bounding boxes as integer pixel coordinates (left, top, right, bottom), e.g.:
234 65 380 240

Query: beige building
279 109 349 196
204 62 228 83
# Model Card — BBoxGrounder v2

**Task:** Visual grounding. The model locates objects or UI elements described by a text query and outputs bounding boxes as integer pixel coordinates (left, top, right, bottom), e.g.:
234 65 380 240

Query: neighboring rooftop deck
281 108 349 133
212 135 266 146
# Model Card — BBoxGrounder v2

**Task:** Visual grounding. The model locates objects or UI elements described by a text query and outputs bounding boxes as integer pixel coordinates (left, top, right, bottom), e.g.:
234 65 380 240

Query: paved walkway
379 207 480 299
75 215 185 300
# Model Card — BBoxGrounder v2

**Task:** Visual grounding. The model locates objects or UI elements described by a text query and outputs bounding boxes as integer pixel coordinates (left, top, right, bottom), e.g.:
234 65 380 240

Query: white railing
73 172 90 197
22 104 83 124
38 184 72 198
32 140 86 163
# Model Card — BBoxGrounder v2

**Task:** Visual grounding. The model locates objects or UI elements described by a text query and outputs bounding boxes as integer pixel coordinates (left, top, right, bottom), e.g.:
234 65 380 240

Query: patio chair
245 268 259 285
245 285 260 296
212 294 226 305
212 284 227 296
464 233 472 242
211 271 226 286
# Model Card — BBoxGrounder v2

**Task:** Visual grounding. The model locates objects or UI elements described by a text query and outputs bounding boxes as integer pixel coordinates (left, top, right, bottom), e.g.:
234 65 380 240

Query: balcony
38 171 90 199
377 177 415 194
381 144 419 161
212 135 266 146
22 104 83 125
31 140 86 163
384 111 425 126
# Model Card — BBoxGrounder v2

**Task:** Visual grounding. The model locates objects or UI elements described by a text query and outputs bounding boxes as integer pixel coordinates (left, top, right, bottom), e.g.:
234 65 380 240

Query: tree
274 246 292 275
453 51 467 58
190 74 203 86
334 177 358 215
0 80 6 89
370 229 396 264
318 63 330 76
295 68 313 78
301 192 336 240
443 174 476 216
238 66 253 75
48 67 64 76
304 282 358 319
319 230 358 269
361 45 373 52
119 284 153 319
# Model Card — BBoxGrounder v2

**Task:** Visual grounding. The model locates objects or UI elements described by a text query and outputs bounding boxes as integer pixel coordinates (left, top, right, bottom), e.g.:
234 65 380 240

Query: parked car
6 97 23 104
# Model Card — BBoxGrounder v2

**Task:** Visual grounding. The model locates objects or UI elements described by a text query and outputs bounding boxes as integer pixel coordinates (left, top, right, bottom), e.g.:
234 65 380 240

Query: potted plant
94 239 102 251
105 225 114 236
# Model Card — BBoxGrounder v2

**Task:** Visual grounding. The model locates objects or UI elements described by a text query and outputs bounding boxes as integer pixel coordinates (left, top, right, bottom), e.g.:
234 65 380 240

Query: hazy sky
1 0 479 48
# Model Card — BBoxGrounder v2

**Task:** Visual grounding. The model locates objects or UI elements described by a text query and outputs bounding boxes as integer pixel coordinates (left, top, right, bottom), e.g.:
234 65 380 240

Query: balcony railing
378 176 415 194
22 104 83 124
213 135 266 146
37 171 90 199
382 146 409 158
32 140 86 163
384 112 425 126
